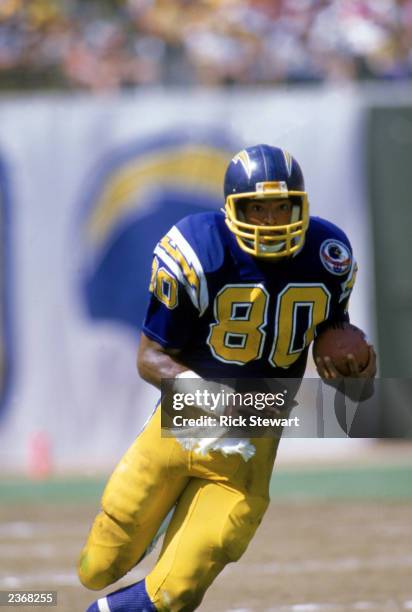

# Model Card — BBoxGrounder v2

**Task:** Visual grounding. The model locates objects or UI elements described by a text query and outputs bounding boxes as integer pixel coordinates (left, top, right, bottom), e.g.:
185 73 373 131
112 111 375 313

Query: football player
79 144 376 611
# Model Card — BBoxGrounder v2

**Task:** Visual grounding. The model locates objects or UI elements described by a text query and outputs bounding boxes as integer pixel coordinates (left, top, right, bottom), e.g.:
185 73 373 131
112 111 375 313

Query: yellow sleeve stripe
154 227 209 314
159 236 199 293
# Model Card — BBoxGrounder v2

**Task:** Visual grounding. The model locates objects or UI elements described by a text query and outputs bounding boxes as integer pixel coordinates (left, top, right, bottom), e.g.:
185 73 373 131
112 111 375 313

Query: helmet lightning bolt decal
232 150 253 179
282 150 293 177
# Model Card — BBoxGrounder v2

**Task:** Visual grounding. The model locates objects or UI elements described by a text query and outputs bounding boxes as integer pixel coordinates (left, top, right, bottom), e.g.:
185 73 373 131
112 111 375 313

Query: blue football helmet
223 144 309 259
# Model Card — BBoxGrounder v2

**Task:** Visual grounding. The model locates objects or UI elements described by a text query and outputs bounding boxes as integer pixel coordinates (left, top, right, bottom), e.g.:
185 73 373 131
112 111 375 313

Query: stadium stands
1 0 412 90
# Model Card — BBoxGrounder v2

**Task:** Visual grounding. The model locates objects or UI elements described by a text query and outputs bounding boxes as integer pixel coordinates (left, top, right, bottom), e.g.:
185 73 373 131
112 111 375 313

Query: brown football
313 323 370 376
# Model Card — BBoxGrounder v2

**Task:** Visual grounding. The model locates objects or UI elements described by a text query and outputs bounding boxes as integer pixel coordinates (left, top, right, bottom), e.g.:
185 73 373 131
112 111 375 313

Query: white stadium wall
0 87 380 472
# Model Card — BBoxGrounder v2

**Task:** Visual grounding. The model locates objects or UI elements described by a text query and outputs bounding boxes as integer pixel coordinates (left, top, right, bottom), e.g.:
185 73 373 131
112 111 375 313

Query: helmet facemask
224 181 309 259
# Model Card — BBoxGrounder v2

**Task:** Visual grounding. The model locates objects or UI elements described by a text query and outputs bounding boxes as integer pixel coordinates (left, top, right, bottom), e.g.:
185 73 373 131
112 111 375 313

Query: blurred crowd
1 0 412 91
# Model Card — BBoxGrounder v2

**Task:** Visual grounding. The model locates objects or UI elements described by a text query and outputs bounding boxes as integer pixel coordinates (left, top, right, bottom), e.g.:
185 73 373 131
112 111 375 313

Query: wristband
175 370 201 379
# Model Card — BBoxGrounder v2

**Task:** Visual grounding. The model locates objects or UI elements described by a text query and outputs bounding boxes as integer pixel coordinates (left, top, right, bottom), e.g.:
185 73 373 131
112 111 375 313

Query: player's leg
78 406 189 591
82 437 279 610
84 477 268 612
144 437 280 611
139 507 174 561
146 476 271 611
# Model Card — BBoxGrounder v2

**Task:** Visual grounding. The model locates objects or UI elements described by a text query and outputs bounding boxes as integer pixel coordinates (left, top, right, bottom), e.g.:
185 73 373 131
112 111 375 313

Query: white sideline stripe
290 606 322 611
1 543 81 557
228 554 412 576
0 569 145 588
0 572 80 587
0 521 86 537
271 606 335 612
97 597 111 612
265 602 412 612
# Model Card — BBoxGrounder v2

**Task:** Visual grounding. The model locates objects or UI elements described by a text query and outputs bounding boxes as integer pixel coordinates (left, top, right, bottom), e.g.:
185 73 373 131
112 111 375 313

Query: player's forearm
137 333 189 389
138 350 188 389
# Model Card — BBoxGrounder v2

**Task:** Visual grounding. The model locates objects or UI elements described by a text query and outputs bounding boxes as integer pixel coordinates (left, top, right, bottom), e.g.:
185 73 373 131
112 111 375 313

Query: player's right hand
315 344 376 380
316 344 376 401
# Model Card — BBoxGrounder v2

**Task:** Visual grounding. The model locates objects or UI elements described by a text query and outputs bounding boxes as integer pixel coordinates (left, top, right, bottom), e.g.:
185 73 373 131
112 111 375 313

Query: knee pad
78 547 115 591
78 511 138 591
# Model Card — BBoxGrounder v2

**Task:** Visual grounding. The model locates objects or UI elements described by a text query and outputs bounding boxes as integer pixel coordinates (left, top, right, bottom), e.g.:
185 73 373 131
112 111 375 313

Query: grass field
1 446 412 612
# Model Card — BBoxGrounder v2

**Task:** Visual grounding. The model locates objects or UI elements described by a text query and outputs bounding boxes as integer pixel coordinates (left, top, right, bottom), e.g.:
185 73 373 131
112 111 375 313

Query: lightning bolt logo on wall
77 131 238 331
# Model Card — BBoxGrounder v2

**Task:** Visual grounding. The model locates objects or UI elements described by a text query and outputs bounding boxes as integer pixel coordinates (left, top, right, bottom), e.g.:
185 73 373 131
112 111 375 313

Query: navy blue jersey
142 212 357 379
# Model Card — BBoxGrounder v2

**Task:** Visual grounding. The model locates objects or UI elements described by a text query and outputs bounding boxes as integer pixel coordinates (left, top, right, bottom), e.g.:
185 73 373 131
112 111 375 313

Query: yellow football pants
78 405 280 611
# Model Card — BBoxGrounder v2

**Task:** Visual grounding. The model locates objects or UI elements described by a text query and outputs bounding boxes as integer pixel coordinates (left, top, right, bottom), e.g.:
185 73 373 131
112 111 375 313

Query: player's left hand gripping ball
313 323 376 401
313 323 376 378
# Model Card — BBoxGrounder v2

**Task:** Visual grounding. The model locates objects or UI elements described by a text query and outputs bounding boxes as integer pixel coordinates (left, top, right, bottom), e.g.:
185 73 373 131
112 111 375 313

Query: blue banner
78 130 238 331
